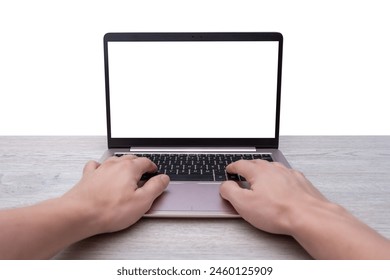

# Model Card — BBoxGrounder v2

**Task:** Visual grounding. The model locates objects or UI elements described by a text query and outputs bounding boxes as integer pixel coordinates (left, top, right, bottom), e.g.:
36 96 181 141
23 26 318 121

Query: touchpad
146 182 238 216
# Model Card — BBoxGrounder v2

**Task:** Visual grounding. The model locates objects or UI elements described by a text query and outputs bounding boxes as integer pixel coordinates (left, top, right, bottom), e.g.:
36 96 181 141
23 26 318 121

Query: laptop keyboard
114 153 273 181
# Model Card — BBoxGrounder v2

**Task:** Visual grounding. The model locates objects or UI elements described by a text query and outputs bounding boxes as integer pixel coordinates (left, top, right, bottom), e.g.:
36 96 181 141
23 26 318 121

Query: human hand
219 160 328 235
63 155 169 234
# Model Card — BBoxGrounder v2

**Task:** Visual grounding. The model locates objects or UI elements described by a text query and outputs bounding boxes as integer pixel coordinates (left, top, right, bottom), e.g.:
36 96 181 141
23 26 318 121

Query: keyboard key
262 154 273 162
190 169 201 175
168 174 214 181
141 172 160 180
227 173 239 181
214 170 227 181
165 169 177 175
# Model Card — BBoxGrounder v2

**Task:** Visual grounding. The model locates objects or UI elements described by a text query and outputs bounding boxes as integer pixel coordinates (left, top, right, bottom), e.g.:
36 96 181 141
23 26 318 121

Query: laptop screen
104 33 283 147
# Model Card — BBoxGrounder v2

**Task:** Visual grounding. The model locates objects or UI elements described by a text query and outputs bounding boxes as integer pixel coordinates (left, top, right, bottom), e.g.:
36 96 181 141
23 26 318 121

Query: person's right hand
219 159 329 235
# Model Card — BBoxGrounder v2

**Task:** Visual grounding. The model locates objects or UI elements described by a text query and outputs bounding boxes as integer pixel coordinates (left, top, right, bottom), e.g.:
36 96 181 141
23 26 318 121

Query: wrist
286 197 346 238
56 195 103 238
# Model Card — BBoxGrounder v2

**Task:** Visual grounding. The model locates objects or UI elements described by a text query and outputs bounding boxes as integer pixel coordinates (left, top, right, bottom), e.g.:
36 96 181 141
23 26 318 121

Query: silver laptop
101 32 290 217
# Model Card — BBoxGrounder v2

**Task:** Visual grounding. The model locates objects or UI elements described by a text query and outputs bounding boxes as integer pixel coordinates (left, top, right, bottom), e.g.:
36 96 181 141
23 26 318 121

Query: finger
132 157 158 173
219 180 250 210
121 156 158 180
83 160 100 175
104 154 138 164
119 154 138 160
226 160 268 183
270 161 288 169
136 174 170 204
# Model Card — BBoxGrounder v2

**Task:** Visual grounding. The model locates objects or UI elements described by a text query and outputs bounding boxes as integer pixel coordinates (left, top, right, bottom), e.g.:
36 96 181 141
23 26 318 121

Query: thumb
219 180 249 211
136 174 170 203
83 160 100 176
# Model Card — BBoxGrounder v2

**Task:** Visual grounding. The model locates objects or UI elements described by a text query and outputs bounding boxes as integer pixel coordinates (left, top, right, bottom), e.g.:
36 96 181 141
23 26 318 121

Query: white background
1 260 390 280
0 0 389 135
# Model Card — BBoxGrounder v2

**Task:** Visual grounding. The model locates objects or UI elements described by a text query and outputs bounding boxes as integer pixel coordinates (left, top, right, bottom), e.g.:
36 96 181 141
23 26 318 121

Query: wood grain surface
0 136 389 259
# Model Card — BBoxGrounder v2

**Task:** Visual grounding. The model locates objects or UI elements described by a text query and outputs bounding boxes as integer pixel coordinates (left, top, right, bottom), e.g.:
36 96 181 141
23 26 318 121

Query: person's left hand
63 155 170 234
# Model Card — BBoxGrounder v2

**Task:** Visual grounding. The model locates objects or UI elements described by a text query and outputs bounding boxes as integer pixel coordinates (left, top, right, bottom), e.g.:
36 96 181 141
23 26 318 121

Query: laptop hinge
129 147 256 152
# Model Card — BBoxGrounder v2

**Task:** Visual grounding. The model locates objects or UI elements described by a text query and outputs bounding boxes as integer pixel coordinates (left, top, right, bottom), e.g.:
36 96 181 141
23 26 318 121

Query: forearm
0 197 97 259
290 200 390 259
0 157 168 259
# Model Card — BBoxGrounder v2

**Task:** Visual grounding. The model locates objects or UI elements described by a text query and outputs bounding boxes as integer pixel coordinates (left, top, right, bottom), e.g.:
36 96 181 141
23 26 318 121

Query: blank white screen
108 41 278 138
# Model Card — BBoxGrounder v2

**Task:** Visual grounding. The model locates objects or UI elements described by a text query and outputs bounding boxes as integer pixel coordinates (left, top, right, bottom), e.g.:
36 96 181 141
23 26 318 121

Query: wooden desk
0 136 389 259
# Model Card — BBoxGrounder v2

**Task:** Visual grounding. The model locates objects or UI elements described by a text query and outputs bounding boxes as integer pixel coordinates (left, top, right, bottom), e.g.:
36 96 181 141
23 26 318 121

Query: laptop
101 32 290 217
